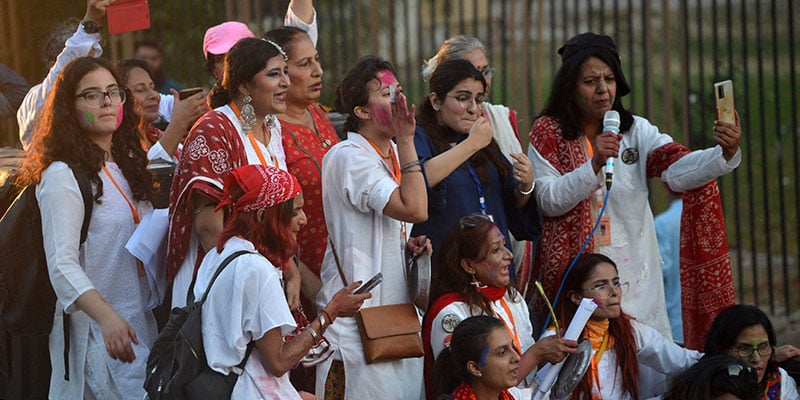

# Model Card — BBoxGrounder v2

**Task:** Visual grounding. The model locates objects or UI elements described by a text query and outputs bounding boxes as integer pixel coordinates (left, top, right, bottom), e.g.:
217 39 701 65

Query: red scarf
166 109 249 281
452 382 514 400
423 286 507 400
647 142 735 349
528 116 734 350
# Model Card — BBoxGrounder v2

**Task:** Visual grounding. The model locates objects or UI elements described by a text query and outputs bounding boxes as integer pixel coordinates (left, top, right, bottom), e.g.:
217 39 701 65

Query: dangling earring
470 274 486 289
240 94 257 131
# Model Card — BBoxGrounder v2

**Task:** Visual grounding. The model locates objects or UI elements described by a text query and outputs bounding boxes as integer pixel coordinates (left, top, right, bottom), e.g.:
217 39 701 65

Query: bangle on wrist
518 182 535 195
304 325 320 345
318 312 327 331
321 309 334 326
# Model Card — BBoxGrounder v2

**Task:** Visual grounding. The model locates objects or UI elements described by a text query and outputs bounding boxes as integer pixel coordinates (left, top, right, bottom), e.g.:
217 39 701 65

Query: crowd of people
2 0 799 399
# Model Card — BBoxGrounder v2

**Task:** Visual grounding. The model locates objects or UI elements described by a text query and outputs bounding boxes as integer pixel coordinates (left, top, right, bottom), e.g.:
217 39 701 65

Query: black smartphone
179 87 203 100
353 272 383 294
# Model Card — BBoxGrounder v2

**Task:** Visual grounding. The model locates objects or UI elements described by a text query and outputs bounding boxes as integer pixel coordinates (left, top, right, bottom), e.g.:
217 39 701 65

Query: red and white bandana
217 164 301 213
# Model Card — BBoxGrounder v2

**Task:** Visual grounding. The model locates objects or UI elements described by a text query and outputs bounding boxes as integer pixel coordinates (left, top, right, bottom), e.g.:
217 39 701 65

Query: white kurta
170 105 285 309
544 319 701 400
315 132 424 400
38 162 157 399
778 367 800 400
193 237 299 400
529 116 741 337
428 291 536 396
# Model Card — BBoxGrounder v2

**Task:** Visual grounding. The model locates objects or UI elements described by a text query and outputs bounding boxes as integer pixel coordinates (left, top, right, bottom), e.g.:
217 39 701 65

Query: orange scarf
452 382 514 400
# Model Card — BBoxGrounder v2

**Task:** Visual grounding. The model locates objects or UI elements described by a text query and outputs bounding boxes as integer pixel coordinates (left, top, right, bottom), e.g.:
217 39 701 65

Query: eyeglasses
446 94 488 111
459 213 493 228
77 88 127 108
479 67 496 80
582 281 629 297
731 341 773 359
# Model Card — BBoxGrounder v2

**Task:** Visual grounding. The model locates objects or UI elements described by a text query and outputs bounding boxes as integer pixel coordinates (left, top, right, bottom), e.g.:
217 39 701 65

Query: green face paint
77 109 96 128
578 96 588 105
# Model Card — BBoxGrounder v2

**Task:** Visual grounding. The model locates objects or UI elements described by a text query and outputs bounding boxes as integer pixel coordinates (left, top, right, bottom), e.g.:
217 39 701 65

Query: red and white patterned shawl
166 109 249 281
529 115 734 350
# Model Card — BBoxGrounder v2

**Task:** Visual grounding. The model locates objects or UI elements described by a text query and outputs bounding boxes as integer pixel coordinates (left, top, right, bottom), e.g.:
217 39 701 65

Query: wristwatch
81 20 102 34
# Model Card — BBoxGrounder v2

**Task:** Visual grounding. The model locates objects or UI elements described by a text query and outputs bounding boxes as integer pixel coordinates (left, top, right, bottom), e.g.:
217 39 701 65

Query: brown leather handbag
330 239 424 364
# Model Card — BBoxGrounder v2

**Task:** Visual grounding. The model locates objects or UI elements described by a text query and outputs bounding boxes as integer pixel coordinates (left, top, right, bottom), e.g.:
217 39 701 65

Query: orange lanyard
246 132 279 167
497 298 522 354
365 137 401 184
589 331 610 400
230 102 278 167
102 165 139 224
585 135 594 158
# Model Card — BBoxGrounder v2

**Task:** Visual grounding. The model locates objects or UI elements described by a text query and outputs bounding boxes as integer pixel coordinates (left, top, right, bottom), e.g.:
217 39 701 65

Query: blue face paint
478 345 489 366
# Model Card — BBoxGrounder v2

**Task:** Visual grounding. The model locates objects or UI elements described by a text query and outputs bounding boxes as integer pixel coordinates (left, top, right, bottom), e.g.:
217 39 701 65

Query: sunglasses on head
459 213 494 228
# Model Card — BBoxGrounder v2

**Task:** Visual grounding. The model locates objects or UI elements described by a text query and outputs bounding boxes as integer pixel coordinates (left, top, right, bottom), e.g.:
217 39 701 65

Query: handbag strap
328 238 349 287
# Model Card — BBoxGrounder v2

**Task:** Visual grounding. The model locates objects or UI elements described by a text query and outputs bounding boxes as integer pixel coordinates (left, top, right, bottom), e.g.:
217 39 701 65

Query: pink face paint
372 103 392 126
116 104 124 129
378 70 397 87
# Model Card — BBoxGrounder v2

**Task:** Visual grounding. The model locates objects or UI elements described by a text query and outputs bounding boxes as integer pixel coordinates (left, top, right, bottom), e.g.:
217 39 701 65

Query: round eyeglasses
446 94 488 111
76 88 127 108
582 281 629 297
731 342 773 359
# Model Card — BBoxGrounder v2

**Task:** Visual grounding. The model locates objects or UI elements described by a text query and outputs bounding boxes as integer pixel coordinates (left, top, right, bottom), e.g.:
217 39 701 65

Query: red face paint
372 103 391 126
378 70 397 87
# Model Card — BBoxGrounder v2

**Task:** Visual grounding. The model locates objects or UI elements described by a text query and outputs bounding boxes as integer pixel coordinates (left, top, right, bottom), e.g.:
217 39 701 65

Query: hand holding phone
714 80 735 125
353 272 383 294
179 87 204 100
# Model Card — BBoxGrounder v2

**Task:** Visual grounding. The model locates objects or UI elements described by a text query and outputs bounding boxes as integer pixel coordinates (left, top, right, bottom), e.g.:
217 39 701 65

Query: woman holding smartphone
528 32 742 350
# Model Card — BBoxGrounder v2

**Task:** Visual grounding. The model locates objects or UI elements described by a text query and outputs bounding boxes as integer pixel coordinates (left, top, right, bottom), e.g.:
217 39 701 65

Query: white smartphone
353 272 383 294
714 80 735 125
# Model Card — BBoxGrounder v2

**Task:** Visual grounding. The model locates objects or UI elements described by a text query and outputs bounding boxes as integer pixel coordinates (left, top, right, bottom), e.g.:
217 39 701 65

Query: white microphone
602 110 621 190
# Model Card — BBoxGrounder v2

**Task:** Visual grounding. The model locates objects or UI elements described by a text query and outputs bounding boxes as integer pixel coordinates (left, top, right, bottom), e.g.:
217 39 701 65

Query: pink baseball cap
203 21 255 59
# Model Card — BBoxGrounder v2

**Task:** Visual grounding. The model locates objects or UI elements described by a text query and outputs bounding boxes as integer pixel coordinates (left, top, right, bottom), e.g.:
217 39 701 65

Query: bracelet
304 325 320 345
318 312 327 331
518 182 535 195
401 160 421 170
401 167 423 174
320 309 334 326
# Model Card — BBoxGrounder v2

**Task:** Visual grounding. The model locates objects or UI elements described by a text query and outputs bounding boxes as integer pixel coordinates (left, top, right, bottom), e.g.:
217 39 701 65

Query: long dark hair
208 37 285 109
663 354 760 400
431 215 518 315
264 26 309 56
555 253 639 400
704 304 779 386
417 59 510 185
18 57 152 203
434 315 506 396
334 55 397 133
538 36 634 140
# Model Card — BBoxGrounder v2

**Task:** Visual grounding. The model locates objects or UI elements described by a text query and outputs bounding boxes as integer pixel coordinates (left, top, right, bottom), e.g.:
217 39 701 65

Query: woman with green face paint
527 32 742 361
17 56 158 398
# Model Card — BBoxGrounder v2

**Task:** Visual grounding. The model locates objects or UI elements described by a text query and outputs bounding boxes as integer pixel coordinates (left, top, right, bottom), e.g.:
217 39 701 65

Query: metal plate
408 250 431 311
552 338 592 399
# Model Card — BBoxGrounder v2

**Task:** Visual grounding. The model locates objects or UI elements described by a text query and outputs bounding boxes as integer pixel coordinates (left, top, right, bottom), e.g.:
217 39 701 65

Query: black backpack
144 250 255 400
0 164 93 381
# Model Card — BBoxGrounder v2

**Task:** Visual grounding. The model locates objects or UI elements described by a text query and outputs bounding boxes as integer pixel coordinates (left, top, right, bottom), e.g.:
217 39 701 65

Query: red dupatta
647 142 735 350
166 109 249 281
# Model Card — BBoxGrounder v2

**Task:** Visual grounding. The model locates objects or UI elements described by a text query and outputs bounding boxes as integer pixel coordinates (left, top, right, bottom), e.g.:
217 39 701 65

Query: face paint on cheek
77 109 96 129
116 104 124 129
578 96 588 105
372 103 391 126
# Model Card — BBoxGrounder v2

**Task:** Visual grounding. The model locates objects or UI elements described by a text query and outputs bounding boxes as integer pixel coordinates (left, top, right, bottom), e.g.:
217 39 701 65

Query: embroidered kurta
315 132 424 400
38 162 157 399
529 115 740 340
193 237 299 400
167 105 284 308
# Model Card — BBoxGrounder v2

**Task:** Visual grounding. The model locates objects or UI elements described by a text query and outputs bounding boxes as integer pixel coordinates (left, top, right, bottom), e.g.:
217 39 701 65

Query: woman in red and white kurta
167 37 291 308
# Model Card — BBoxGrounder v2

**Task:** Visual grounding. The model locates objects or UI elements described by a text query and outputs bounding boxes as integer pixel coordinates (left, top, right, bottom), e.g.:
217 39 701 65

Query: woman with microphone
527 32 742 354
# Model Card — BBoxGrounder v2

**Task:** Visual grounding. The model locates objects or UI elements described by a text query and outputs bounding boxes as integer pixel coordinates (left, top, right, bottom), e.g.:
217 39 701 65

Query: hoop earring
240 94 257 131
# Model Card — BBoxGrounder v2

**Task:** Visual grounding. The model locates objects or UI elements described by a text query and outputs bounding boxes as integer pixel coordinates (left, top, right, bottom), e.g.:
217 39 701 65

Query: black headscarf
558 32 631 97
